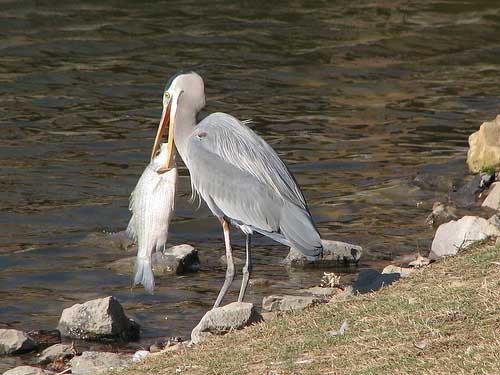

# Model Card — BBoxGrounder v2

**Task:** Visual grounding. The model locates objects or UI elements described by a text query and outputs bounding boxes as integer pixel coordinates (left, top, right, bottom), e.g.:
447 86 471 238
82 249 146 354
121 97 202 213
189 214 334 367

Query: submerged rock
36 343 74 365
283 239 362 267
262 295 325 312
482 182 500 210
467 114 500 173
352 269 400 294
153 244 200 275
191 302 262 344
2 366 47 375
69 351 131 375
429 216 500 260
57 296 140 341
0 329 37 355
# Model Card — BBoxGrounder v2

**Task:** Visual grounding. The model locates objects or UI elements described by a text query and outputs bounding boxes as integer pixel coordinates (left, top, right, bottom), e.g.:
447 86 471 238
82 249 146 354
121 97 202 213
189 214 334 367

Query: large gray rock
69 351 131 375
467 114 500 173
482 182 500 210
2 366 46 375
191 302 262 344
283 239 362 267
0 329 36 355
429 216 500 260
57 296 140 341
36 344 74 365
262 295 325 312
352 269 400 294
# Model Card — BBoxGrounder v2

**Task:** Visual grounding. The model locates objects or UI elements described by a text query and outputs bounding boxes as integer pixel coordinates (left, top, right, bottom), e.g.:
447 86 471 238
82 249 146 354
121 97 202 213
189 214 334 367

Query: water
1 0 500 369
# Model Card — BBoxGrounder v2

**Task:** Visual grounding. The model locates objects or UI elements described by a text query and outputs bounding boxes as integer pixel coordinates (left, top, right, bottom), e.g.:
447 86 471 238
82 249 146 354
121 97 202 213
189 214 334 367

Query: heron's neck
173 105 197 162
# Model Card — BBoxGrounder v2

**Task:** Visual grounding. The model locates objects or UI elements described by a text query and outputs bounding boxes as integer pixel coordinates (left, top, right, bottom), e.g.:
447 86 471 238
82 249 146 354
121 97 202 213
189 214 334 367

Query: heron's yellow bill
151 95 176 169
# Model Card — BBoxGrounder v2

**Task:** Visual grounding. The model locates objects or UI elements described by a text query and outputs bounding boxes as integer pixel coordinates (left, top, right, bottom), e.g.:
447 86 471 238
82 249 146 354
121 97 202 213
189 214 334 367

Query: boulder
467 114 500 173
482 182 500 210
153 244 200 275
283 239 362 267
429 216 500 260
36 343 74 365
352 269 400 294
425 202 457 227
382 265 415 278
69 351 131 375
57 296 140 341
191 302 262 344
262 295 325 312
2 366 46 375
0 329 36 355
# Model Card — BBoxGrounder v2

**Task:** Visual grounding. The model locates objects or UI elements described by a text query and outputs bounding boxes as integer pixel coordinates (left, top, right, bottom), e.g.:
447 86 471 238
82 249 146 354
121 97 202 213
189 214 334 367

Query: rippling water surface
1 0 500 369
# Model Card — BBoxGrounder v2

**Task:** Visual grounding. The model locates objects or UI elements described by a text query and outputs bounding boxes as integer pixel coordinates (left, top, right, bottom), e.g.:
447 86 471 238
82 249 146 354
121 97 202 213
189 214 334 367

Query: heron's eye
164 92 170 100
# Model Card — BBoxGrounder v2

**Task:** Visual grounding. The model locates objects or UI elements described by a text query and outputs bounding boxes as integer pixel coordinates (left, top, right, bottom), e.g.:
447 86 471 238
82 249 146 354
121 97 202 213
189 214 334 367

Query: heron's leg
213 218 235 309
238 234 252 302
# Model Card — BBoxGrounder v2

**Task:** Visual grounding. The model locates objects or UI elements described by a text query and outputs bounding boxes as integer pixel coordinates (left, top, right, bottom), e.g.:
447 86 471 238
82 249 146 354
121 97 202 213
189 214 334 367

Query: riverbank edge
109 240 499 375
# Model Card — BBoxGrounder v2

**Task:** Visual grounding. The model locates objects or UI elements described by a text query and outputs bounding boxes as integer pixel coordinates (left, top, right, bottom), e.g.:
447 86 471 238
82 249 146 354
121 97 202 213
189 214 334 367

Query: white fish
127 143 178 294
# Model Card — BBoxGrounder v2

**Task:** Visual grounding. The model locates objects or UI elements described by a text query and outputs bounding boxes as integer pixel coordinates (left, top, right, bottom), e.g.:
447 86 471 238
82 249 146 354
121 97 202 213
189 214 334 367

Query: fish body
127 143 178 294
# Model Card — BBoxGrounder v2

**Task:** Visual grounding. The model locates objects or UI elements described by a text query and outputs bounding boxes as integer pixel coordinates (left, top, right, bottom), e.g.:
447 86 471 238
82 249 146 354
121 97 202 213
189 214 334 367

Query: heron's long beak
151 95 176 169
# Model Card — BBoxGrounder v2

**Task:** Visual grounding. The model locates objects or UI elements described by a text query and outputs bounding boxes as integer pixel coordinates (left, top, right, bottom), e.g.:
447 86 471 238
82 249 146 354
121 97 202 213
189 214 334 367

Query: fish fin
133 258 155 294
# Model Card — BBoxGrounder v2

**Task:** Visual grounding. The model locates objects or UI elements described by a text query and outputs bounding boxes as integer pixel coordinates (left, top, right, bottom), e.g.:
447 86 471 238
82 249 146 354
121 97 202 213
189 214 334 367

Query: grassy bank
117 242 499 375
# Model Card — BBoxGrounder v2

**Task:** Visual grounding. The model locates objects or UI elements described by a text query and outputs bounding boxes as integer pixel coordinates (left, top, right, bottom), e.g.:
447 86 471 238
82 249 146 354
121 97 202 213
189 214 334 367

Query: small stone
262 295 325 312
0 329 37 355
352 269 400 294
408 254 431 268
69 351 131 375
327 320 348 337
191 302 262 344
2 366 46 375
283 239 362 268
132 350 150 363
429 216 500 260
153 244 200 275
425 202 457 227
328 286 354 303
248 278 271 287
482 182 500 210
36 343 74 365
106 257 135 274
467 115 500 173
219 255 244 266
57 296 140 341
149 343 163 353
382 265 415 278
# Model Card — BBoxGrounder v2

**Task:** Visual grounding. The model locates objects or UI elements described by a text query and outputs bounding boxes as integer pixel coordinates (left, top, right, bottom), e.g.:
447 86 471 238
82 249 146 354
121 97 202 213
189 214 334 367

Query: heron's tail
133 257 155 294
280 202 323 257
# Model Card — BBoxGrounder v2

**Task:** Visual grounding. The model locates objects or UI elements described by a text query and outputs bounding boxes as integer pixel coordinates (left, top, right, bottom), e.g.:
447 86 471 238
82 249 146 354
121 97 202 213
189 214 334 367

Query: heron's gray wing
188 112 307 209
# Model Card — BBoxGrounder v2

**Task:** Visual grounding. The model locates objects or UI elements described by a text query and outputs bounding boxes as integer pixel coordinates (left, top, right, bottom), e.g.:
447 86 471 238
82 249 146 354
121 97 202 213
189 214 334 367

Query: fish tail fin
133 257 155 294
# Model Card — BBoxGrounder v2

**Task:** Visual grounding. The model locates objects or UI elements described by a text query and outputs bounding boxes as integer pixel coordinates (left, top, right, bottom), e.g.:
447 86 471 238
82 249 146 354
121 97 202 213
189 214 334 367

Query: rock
80 231 137 253
408 254 431 268
2 366 46 375
352 269 400 294
382 265 415 278
57 296 140 341
191 302 262 344
298 286 338 297
25 330 61 350
36 344 74 365
262 295 325 312
467 114 500 173
0 329 37 355
328 286 354 303
69 351 131 375
248 278 272 287
429 216 500 260
219 255 244 266
482 182 500 210
153 244 200 275
451 174 483 207
425 202 457 227
106 257 135 274
283 239 362 267
132 350 150 363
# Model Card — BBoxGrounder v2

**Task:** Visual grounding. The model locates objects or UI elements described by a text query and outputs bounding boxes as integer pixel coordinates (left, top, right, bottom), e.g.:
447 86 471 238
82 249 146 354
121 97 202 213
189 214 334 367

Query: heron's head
151 71 206 166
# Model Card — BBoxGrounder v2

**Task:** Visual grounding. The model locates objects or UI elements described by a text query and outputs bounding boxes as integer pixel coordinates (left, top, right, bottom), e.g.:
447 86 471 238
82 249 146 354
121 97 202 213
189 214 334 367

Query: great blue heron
151 71 322 308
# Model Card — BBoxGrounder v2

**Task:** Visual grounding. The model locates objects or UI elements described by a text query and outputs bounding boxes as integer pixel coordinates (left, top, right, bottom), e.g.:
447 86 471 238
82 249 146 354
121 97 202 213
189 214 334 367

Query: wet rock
298 286 338 297
262 295 325 312
81 231 137 253
26 330 60 350
451 174 483 207
482 182 500 210
107 257 134 274
69 351 131 375
219 255 244 266
425 202 457 227
191 302 262 344
0 329 37 355
352 269 400 294
283 239 362 267
429 216 500 260
382 265 415 278
2 366 47 375
153 244 200 275
36 344 74 365
57 296 140 341
467 114 500 173
248 278 272 287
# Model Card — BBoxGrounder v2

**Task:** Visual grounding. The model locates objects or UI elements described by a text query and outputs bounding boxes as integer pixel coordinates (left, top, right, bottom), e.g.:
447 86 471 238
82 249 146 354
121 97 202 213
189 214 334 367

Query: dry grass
113 242 499 375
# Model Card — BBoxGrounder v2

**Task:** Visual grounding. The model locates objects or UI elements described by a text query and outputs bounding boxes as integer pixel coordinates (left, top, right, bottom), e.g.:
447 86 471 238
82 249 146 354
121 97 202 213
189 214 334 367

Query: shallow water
1 0 500 369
